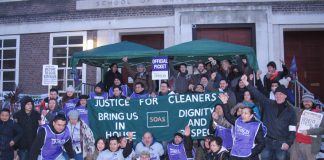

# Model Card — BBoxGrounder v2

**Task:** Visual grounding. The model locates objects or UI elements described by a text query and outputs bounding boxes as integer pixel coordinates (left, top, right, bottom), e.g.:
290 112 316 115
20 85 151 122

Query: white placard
298 110 323 138
152 56 169 80
42 65 58 86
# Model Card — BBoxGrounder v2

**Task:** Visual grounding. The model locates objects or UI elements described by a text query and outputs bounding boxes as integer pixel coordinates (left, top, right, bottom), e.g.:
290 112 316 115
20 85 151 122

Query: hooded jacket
207 146 230 160
13 96 41 150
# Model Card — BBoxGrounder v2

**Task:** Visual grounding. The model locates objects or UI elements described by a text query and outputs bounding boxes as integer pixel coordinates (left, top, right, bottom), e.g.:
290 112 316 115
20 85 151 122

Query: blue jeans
63 151 83 160
261 137 288 160
18 149 29 160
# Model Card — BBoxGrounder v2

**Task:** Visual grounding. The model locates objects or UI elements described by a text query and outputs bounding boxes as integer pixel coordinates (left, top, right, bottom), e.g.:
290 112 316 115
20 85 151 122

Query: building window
0 36 19 93
50 32 87 93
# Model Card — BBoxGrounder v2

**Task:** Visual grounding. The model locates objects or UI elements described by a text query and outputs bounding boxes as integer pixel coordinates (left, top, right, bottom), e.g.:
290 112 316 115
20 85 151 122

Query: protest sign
42 65 58 86
88 92 222 141
298 110 323 137
152 56 169 80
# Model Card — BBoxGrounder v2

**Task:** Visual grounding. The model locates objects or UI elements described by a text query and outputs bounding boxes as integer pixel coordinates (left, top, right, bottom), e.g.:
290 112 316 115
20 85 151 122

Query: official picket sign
298 110 324 137
42 65 58 86
88 92 222 141
151 56 169 80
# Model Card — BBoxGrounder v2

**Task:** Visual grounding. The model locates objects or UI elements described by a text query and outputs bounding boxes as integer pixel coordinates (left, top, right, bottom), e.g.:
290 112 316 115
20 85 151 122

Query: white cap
66 85 75 92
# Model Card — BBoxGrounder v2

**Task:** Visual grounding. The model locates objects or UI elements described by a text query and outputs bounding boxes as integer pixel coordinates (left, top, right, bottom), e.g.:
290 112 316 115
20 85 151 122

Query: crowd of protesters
0 55 323 160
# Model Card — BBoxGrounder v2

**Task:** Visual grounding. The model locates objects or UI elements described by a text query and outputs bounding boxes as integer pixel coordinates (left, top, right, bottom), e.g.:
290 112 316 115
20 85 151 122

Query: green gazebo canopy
70 39 259 71
160 39 259 70
70 41 159 69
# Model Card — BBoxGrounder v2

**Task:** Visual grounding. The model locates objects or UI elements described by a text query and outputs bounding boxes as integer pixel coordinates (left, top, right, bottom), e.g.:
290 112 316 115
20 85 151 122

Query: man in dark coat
13 96 41 160
241 75 296 160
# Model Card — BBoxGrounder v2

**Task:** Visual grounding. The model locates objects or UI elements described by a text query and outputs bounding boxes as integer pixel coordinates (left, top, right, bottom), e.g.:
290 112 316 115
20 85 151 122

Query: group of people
0 55 323 160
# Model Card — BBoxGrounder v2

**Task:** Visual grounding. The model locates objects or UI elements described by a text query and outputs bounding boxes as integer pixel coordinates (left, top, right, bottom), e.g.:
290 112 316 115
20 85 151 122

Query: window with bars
0 37 19 92
50 33 86 93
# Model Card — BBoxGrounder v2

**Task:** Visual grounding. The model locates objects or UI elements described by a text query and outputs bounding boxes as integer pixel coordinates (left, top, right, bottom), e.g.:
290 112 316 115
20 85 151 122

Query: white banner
298 110 323 137
42 65 58 86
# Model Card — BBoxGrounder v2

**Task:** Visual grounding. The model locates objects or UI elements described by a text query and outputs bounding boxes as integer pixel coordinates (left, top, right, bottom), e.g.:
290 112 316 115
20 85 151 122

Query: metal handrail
75 83 96 96
294 79 323 108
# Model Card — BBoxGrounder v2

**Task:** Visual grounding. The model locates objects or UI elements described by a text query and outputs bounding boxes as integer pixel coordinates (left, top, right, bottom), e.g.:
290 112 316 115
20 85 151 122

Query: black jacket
0 119 23 152
103 70 123 91
207 148 230 160
246 83 297 146
13 110 41 150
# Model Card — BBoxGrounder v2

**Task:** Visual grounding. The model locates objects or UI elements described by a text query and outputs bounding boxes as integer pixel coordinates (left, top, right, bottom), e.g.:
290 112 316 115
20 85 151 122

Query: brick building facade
0 0 323 99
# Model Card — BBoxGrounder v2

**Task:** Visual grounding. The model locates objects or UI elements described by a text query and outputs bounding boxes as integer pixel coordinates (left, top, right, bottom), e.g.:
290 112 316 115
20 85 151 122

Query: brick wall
0 0 75 16
19 33 49 94
272 1 324 13
19 31 100 95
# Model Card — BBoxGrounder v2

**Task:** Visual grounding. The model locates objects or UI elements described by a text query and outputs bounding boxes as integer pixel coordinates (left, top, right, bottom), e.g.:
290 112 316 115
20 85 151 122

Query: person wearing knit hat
290 92 324 160
174 132 184 139
13 96 41 160
302 92 314 103
68 109 80 120
274 85 288 96
167 126 194 160
89 82 108 100
122 56 155 95
62 85 78 115
66 85 75 93
65 109 95 160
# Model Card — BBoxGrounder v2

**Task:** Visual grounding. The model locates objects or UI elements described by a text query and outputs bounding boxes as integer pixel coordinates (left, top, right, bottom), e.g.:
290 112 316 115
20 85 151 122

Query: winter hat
302 92 314 102
68 110 80 120
174 132 184 139
79 95 89 100
95 82 105 91
114 77 122 82
136 63 145 68
66 85 75 92
274 85 287 96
